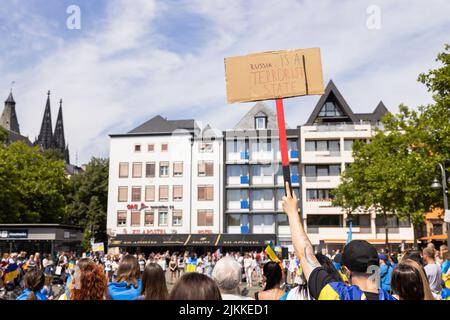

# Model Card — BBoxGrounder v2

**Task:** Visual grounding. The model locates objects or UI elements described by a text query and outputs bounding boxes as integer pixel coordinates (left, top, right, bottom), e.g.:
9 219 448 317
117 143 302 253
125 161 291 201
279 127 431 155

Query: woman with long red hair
60 258 107 300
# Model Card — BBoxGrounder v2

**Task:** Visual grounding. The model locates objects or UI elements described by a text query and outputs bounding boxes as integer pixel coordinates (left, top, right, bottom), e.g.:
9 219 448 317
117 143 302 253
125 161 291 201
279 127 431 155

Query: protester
169 256 178 284
108 255 142 300
211 256 253 300
391 259 435 300
169 272 222 300
42 254 54 276
282 182 395 300
139 263 168 300
379 254 393 292
69 258 108 300
255 261 285 300
423 247 442 296
16 269 47 300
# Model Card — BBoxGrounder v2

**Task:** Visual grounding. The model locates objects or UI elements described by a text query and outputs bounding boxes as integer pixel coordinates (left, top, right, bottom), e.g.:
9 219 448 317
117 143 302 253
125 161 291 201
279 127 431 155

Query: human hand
282 181 298 217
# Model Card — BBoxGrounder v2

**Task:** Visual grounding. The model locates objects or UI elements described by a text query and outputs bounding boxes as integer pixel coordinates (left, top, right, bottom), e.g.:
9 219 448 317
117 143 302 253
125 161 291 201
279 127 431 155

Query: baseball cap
342 240 379 273
378 254 387 261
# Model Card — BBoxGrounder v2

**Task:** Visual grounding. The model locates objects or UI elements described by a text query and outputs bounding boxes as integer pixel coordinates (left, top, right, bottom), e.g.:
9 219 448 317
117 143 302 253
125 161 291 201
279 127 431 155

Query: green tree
0 141 68 223
65 158 109 249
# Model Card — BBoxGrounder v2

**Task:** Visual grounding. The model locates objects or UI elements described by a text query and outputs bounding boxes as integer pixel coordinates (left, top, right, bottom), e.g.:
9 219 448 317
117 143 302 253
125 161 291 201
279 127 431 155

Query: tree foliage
333 44 449 246
0 141 68 223
65 158 109 249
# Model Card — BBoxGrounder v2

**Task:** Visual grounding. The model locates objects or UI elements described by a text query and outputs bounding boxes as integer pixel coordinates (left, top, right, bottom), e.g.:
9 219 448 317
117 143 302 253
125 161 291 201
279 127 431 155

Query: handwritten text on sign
225 48 324 103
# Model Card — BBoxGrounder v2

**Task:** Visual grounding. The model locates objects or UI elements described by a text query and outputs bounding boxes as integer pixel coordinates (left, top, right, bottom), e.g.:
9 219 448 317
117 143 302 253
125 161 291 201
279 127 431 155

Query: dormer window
319 101 344 117
255 116 267 130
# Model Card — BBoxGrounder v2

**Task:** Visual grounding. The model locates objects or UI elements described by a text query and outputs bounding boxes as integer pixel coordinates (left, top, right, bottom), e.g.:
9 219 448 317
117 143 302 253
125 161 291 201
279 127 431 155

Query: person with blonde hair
391 259 435 300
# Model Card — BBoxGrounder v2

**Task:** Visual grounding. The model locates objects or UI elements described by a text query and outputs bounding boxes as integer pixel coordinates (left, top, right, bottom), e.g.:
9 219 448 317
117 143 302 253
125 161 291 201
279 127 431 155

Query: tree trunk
413 223 418 250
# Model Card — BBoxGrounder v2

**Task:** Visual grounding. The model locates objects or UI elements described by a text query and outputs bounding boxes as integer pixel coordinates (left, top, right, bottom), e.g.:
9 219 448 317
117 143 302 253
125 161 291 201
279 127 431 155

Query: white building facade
300 80 414 250
106 116 223 250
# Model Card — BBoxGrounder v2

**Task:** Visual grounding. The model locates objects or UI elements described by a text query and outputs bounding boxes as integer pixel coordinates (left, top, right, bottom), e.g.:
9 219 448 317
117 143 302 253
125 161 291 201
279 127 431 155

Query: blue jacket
380 264 393 292
16 289 48 301
108 279 142 300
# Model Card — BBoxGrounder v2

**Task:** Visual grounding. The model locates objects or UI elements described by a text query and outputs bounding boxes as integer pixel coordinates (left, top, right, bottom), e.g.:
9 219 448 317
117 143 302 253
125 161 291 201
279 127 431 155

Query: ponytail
27 291 37 300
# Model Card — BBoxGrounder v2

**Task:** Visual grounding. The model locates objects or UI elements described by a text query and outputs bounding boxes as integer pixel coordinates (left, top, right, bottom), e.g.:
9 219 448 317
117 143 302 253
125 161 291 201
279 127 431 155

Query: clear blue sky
1 0 449 164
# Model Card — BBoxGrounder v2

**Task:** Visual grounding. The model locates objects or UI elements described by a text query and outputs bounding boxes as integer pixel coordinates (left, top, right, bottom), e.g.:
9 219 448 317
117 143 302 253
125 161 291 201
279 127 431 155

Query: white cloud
1 0 449 164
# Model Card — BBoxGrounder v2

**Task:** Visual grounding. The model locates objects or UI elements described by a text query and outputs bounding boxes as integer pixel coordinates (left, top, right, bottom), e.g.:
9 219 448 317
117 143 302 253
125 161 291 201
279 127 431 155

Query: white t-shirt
244 258 252 269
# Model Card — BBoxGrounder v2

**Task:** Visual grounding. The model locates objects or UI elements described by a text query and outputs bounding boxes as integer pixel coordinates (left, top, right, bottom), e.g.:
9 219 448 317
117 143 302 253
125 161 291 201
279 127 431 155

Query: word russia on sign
224 48 325 103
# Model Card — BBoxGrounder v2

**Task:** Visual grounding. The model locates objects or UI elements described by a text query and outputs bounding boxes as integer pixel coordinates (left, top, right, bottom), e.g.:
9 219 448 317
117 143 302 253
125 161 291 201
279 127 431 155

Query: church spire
53 98 69 163
35 90 54 149
0 91 20 134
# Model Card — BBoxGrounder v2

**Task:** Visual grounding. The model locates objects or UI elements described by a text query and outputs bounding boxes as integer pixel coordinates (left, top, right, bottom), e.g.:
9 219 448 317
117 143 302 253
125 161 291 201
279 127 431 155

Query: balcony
240 175 249 184
240 200 249 209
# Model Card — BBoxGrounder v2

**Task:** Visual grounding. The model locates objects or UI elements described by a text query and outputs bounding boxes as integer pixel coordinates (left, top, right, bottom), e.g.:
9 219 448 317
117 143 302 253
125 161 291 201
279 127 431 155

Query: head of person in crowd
17 269 46 300
70 258 107 300
402 249 423 266
439 245 448 260
390 254 398 265
262 261 283 291
141 263 168 300
340 240 379 291
422 247 436 264
115 255 140 287
391 259 435 300
212 256 245 298
379 254 388 265
169 272 222 300
332 253 342 271
315 253 342 283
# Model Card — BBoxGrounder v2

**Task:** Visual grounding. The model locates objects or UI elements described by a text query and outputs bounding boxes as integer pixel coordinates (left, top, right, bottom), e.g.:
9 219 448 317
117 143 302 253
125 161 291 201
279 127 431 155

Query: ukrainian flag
265 242 283 271
4 263 19 283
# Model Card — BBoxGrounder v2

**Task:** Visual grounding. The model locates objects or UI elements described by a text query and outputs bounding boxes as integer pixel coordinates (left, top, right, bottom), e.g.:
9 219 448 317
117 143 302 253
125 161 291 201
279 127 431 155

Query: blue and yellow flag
265 242 283 271
3 263 19 283
346 220 353 244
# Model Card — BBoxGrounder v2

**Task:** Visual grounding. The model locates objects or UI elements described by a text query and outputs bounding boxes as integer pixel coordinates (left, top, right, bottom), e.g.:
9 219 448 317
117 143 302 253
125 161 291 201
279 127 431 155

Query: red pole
275 98 292 195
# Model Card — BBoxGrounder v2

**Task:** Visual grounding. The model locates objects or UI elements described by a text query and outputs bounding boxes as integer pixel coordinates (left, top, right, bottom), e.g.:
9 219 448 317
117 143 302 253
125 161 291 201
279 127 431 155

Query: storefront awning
216 234 276 247
419 234 447 241
109 234 276 247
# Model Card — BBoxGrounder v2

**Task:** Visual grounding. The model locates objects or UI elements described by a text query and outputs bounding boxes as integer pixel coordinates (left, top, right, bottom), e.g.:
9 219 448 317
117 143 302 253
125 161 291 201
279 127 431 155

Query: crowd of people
1 184 449 300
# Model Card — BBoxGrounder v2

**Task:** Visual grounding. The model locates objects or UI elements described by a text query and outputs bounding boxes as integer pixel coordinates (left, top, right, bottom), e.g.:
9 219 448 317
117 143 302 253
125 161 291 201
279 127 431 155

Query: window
307 214 342 227
131 211 140 227
158 210 168 226
159 185 169 201
161 143 168 152
145 186 155 202
306 189 335 201
144 211 154 226
134 144 141 152
198 210 213 226
255 117 267 130
118 187 128 202
131 186 141 202
132 162 142 178
278 214 289 226
173 185 183 201
227 214 242 226
119 162 129 178
173 162 183 177
351 215 371 227
147 144 154 152
117 211 127 227
159 162 169 177
199 142 213 153
146 163 155 178
305 140 340 152
198 185 214 201
375 216 410 227
305 165 341 177
198 161 214 177
318 101 344 117
172 210 182 226
344 140 354 151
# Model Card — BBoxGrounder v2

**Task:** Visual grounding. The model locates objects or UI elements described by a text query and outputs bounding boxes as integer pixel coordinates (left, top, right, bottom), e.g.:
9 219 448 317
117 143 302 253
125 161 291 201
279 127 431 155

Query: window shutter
119 163 129 178
198 186 205 200
205 162 214 176
145 186 155 201
131 211 140 226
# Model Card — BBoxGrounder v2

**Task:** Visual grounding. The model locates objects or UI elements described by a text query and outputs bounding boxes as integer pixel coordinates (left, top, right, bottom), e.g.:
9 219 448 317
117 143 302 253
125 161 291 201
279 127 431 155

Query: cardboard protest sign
224 48 324 103
92 242 105 252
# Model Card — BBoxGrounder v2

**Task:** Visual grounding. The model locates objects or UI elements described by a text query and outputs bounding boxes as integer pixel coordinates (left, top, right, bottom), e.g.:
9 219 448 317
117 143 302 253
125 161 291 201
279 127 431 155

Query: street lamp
430 162 450 248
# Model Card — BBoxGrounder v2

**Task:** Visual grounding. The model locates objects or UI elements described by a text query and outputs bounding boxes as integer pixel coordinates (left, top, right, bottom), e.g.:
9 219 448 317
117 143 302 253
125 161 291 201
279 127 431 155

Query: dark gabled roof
306 80 358 125
4 128 32 146
127 115 198 135
354 101 389 124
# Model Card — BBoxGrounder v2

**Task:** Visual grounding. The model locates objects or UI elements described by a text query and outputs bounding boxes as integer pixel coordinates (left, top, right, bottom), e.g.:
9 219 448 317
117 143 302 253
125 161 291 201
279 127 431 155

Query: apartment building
223 103 301 247
300 80 414 250
106 116 223 251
